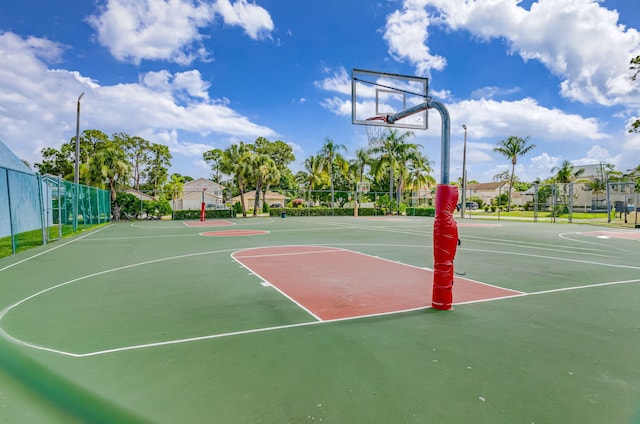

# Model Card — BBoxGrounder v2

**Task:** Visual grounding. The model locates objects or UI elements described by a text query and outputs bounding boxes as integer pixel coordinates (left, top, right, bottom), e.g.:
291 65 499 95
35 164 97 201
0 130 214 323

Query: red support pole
200 202 206 222
432 184 459 310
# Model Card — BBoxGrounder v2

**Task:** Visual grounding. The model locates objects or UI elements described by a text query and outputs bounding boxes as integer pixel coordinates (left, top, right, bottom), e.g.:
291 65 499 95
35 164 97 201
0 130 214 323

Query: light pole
75 92 85 186
73 92 85 232
461 124 467 218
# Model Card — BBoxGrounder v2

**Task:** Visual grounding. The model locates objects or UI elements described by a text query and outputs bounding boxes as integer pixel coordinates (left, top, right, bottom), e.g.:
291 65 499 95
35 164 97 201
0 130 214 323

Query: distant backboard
351 69 428 130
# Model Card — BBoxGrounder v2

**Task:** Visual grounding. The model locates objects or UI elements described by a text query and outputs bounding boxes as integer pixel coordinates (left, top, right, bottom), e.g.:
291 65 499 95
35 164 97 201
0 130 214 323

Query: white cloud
88 0 274 65
529 152 562 178
87 0 214 65
471 86 521 100
141 69 210 100
451 97 607 141
314 67 351 95
383 1 446 76
213 0 274 40
319 97 352 117
387 0 640 105
0 32 276 169
571 144 621 166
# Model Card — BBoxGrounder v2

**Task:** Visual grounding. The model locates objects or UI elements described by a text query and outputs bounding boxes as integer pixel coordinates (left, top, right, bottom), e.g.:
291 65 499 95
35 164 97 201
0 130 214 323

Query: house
174 178 225 210
124 189 155 201
465 181 517 207
231 190 287 209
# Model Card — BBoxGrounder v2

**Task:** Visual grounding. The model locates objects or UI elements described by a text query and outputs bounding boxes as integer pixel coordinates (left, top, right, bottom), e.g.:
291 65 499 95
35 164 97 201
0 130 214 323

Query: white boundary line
10 276 640 358
182 220 236 227
463 247 640 270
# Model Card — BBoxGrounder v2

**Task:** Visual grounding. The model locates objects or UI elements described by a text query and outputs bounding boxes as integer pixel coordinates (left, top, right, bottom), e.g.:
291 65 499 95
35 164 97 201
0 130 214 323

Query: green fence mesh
0 168 111 259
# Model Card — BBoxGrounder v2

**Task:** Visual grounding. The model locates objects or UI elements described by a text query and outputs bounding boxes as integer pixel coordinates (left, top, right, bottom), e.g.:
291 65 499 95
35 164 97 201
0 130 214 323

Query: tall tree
113 133 152 191
404 153 435 202
144 143 172 197
551 160 585 205
493 136 536 211
630 55 640 133
35 145 74 178
319 138 347 207
369 129 416 208
203 148 224 183
296 155 327 206
250 154 279 216
352 148 371 183
253 137 295 171
87 143 131 202
220 142 253 217
551 160 585 184
164 173 185 211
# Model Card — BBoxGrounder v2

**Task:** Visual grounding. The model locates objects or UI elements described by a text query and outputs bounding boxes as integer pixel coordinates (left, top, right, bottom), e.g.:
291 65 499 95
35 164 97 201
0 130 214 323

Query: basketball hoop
356 182 370 194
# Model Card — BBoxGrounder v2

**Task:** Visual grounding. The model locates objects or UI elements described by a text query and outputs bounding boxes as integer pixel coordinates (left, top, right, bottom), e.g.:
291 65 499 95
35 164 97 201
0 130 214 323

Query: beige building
174 178 225 210
231 190 287 209
465 182 520 207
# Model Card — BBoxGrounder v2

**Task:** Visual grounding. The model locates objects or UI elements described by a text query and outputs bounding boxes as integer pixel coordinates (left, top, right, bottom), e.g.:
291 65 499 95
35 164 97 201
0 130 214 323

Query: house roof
467 182 508 191
124 189 155 201
184 178 224 190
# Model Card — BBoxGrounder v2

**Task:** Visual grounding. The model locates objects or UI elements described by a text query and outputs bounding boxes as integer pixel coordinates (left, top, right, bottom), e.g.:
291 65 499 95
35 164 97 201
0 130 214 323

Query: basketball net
365 125 390 147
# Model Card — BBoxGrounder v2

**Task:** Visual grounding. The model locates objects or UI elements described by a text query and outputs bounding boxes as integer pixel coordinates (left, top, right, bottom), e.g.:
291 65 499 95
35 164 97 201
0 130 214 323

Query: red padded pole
432 184 459 310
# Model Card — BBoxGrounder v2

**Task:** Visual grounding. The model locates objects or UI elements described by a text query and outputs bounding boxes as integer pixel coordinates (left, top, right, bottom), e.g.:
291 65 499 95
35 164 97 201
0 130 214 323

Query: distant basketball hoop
356 182 370 194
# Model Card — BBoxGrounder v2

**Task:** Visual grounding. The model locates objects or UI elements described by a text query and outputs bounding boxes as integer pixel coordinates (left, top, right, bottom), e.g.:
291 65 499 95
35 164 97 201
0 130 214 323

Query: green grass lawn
0 224 101 259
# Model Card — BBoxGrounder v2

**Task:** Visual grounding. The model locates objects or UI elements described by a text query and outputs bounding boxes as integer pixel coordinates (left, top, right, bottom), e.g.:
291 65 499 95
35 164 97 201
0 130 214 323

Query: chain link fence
1 167 110 258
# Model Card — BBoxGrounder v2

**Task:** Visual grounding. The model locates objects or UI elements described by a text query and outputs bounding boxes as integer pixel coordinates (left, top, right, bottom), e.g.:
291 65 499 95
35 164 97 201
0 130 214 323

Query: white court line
558 231 640 252
0 247 242 357
13 276 640 358
3 238 639 358
84 234 198 241
463 247 640 270
0 225 113 273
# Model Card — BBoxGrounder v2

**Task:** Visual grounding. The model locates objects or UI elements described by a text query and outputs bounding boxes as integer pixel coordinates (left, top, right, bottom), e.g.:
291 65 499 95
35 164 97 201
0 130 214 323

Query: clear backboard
351 69 428 130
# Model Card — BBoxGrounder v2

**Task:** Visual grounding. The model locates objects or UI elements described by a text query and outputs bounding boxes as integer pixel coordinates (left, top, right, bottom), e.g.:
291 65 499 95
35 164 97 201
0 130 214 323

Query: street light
73 92 85 232
75 92 85 186
461 124 467 218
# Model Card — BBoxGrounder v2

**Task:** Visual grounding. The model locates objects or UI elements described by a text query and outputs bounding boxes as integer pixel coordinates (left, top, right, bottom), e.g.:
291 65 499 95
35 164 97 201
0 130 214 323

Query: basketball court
1 216 639 423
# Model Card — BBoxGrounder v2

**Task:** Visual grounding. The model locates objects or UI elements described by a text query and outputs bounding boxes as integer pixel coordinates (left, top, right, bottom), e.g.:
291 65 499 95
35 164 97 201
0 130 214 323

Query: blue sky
1 0 639 185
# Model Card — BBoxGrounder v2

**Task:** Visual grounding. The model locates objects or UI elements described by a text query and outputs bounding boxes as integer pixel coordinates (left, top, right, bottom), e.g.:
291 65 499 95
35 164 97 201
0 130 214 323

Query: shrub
405 207 436 217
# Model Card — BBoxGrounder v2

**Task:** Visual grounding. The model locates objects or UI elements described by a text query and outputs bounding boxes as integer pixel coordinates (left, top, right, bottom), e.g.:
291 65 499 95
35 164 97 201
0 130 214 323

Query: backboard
351 69 428 130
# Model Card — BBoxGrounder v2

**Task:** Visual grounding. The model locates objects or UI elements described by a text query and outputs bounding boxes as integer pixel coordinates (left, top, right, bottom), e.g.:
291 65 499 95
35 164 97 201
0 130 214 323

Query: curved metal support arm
387 100 451 185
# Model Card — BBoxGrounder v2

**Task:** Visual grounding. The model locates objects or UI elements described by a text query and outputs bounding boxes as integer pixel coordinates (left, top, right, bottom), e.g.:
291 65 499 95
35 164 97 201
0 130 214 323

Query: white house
174 178 225 210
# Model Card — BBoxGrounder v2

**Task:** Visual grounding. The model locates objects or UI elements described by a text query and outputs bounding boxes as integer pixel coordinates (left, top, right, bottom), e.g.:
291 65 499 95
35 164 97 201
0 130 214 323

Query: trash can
281 211 286 218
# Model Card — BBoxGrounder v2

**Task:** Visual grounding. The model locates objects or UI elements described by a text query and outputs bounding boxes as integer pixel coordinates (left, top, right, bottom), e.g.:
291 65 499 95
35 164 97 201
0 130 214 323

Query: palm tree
251 154 278 216
352 148 371 183
369 129 416 210
203 148 224 183
297 154 327 206
164 173 185 213
220 142 253 217
88 143 131 202
551 160 585 206
404 154 435 205
319 138 346 207
493 136 536 211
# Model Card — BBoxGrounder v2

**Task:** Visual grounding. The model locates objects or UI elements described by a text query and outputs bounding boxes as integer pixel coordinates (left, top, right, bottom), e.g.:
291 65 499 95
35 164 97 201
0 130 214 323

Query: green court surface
1 217 639 423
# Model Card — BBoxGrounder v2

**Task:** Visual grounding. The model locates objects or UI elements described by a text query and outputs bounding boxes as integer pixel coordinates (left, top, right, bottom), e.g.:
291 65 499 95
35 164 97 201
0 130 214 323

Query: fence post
38 173 46 245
